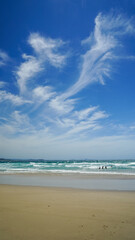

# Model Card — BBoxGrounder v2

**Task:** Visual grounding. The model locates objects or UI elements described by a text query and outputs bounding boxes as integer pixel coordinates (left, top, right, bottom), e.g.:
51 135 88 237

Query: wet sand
0 185 135 240
1 173 135 190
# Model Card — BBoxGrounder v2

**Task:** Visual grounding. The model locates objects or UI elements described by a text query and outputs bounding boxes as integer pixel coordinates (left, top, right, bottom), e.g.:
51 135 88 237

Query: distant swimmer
99 166 107 170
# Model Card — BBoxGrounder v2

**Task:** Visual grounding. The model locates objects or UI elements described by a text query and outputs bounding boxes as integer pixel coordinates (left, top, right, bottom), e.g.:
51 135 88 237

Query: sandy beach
0 185 135 240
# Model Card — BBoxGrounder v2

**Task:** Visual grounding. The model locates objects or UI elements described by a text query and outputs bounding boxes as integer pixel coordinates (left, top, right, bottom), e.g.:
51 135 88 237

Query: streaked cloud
74 106 98 120
0 49 10 67
0 90 31 105
0 81 7 88
32 86 56 103
49 96 77 115
28 33 68 68
16 33 68 94
0 111 33 136
16 54 42 94
62 12 135 99
54 107 108 138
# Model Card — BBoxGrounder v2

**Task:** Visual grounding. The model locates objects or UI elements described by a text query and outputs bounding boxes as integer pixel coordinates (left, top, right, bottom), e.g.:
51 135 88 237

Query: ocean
0 159 135 176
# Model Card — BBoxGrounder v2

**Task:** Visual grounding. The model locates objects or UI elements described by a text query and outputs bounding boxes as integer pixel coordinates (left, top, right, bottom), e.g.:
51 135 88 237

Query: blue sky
0 0 135 160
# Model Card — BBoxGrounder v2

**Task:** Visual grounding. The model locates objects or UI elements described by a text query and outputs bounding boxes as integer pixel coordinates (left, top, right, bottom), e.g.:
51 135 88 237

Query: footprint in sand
110 231 116 236
92 214 95 217
103 225 108 230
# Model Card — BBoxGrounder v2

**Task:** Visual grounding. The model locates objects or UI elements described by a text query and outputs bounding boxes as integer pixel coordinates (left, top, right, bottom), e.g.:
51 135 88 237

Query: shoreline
0 184 135 240
0 172 135 191
1 171 135 178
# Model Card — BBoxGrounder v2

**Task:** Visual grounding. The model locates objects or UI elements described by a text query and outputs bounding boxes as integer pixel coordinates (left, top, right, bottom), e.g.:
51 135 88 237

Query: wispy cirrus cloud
48 12 135 119
0 49 10 67
49 96 77 115
54 107 108 139
74 106 98 120
16 33 68 94
0 81 7 88
28 33 68 68
0 90 31 105
61 12 135 99
0 111 33 136
16 54 43 94
32 86 56 104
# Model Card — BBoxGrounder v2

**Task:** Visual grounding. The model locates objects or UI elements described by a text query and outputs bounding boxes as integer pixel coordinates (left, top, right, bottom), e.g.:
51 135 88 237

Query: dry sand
0 185 135 240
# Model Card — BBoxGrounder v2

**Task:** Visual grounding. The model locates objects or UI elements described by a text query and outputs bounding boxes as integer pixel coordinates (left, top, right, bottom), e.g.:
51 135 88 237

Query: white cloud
0 90 31 105
16 55 43 94
63 110 108 136
28 33 67 68
0 49 10 67
74 106 98 120
33 86 56 103
0 111 33 136
89 110 108 121
62 12 135 99
51 106 108 140
11 111 29 125
0 81 7 88
49 96 76 115
15 13 135 97
64 121 98 136
56 117 75 128
16 33 68 94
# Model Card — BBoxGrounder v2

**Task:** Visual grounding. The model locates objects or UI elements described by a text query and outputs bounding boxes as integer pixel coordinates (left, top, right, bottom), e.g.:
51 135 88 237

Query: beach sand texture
0 185 135 240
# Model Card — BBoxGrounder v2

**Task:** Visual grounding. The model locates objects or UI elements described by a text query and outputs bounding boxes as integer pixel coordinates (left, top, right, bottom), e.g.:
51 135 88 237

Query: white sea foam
1 169 135 177
1 160 135 176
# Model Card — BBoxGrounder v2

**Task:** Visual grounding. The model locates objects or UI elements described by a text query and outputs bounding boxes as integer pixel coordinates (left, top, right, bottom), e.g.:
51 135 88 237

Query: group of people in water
99 165 113 170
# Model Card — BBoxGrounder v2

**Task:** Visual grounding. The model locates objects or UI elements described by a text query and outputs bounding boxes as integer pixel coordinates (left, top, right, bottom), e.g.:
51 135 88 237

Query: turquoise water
0 159 135 176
